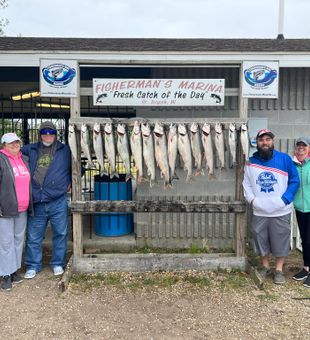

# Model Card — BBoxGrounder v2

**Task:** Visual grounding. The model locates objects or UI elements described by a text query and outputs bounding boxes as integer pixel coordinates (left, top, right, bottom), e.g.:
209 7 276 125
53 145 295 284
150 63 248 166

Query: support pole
235 66 248 256
70 65 83 257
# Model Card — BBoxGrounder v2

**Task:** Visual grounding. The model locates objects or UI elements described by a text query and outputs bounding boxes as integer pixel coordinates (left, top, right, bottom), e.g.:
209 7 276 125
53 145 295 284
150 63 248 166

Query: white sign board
93 78 225 106
40 59 78 97
242 61 279 98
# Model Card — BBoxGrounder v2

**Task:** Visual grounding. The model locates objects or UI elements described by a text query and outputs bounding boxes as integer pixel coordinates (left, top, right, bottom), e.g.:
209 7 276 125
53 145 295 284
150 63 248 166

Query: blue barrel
94 174 134 237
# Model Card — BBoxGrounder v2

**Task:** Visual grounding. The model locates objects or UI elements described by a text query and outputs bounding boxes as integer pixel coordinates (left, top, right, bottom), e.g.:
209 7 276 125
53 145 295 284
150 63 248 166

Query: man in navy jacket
22 121 71 278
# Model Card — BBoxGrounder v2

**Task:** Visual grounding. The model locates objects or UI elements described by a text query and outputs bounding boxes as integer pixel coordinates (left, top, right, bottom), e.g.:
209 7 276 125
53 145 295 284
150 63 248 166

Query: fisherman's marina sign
93 79 225 106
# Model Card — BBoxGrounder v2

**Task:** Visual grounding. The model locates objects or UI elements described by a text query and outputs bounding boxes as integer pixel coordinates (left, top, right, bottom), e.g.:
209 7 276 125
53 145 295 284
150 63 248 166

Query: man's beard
257 145 274 160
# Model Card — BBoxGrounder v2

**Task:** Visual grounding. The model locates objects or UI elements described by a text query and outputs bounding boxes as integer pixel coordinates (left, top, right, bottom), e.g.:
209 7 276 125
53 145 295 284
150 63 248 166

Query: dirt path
1 254 310 340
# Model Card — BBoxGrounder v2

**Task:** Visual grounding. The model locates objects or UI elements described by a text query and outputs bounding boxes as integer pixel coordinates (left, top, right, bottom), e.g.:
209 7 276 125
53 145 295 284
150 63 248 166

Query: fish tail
125 173 132 182
208 172 216 180
195 168 204 176
137 175 148 183
100 170 109 177
88 161 96 169
150 178 157 188
171 171 179 180
111 172 119 179
186 173 194 182
164 179 173 190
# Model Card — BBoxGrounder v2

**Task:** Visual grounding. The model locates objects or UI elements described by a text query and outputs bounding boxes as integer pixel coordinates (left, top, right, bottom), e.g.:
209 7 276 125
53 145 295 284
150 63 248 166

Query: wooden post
70 66 83 257
235 65 248 256
235 136 246 256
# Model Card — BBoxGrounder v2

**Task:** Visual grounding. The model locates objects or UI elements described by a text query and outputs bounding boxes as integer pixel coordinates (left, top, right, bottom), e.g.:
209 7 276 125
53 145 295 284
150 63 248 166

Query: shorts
251 213 291 257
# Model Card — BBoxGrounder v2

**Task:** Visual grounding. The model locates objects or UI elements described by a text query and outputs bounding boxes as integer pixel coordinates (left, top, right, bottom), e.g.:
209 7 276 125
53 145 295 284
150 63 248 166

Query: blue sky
2 0 310 38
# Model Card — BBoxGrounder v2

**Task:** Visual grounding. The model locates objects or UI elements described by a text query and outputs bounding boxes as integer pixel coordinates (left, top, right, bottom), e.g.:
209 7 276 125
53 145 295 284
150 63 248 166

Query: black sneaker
293 268 309 281
11 272 23 284
1 275 12 291
303 275 310 288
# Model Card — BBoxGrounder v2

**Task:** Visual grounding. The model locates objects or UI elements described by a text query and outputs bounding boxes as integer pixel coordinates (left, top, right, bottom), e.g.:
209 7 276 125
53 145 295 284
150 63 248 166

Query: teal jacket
293 156 310 212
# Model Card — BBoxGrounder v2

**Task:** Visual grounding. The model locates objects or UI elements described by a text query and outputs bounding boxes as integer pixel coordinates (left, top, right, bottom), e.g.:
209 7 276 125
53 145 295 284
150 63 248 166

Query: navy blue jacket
22 141 71 203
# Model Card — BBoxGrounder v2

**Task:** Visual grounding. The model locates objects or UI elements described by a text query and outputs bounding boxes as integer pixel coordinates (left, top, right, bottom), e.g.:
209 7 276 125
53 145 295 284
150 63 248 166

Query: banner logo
42 63 76 87
244 65 277 88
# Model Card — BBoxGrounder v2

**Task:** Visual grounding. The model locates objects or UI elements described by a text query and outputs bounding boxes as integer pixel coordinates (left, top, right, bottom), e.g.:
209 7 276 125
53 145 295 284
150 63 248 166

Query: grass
70 269 248 292
217 270 251 291
183 274 211 287
256 292 279 302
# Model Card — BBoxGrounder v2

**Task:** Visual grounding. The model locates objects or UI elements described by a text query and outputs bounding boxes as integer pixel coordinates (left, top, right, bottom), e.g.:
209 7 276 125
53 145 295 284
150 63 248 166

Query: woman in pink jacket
0 133 31 291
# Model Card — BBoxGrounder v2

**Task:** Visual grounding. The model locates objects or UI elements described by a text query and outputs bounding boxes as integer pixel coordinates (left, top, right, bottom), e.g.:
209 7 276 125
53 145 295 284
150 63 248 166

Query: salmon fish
178 123 193 182
104 122 118 178
228 122 237 167
81 123 95 169
214 122 225 169
167 123 179 180
93 122 105 176
154 122 171 189
141 122 156 188
130 120 144 183
68 123 78 162
117 123 132 182
190 122 204 176
201 123 215 179
240 123 249 161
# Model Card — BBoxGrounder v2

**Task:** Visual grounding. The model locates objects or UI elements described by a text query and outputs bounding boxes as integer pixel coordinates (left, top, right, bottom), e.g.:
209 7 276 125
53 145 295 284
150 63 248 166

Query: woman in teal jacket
293 137 310 288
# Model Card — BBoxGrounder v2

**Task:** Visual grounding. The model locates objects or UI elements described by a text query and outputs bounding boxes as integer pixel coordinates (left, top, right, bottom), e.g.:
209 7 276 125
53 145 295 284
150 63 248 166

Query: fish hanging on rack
214 122 225 169
81 123 95 169
228 122 237 167
190 122 204 176
167 123 179 181
178 123 193 182
130 120 145 183
201 123 215 179
68 123 78 162
104 122 118 178
141 122 156 188
154 122 172 189
93 122 105 176
117 123 132 182
240 123 249 161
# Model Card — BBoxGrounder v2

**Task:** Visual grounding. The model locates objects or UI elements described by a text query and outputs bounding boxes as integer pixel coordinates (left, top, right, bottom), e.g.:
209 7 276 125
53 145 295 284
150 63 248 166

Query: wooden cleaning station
68 69 248 273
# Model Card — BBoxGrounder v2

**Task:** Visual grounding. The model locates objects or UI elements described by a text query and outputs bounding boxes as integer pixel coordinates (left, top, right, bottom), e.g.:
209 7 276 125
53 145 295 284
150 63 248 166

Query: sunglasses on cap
40 129 57 135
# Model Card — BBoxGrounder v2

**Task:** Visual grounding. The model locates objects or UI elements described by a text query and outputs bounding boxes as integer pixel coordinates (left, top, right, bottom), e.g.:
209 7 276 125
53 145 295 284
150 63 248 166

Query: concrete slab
73 253 247 273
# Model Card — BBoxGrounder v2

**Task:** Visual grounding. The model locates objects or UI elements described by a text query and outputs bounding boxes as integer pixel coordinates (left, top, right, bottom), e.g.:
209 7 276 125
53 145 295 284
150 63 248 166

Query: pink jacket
0 149 30 212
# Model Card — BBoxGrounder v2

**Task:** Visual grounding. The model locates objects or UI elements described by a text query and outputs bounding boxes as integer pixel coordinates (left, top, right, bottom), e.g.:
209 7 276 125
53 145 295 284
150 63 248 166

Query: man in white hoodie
243 129 299 284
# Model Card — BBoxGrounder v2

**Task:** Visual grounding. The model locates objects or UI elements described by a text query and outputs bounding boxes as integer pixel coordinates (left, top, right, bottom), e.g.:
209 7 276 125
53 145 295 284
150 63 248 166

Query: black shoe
11 271 23 284
1 275 12 291
293 268 309 281
304 275 310 288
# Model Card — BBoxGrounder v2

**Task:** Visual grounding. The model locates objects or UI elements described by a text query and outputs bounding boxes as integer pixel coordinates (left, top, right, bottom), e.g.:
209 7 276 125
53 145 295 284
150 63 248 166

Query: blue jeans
25 195 68 272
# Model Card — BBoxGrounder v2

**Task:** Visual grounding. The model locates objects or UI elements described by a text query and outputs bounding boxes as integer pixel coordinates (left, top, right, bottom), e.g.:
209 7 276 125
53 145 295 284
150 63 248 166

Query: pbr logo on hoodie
256 172 277 193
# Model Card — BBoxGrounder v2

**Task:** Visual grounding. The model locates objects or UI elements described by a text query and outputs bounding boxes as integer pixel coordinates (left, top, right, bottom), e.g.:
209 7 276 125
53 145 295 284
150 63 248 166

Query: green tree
0 0 8 36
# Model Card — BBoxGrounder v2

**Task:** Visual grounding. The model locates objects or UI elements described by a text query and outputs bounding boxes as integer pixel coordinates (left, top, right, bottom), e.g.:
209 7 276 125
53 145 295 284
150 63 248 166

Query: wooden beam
70 68 83 257
69 117 247 128
234 124 247 257
238 65 248 120
70 200 246 213
58 255 74 293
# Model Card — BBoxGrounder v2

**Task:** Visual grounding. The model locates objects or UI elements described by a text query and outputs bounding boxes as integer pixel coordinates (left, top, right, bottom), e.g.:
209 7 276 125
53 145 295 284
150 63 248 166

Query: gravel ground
1 253 309 340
